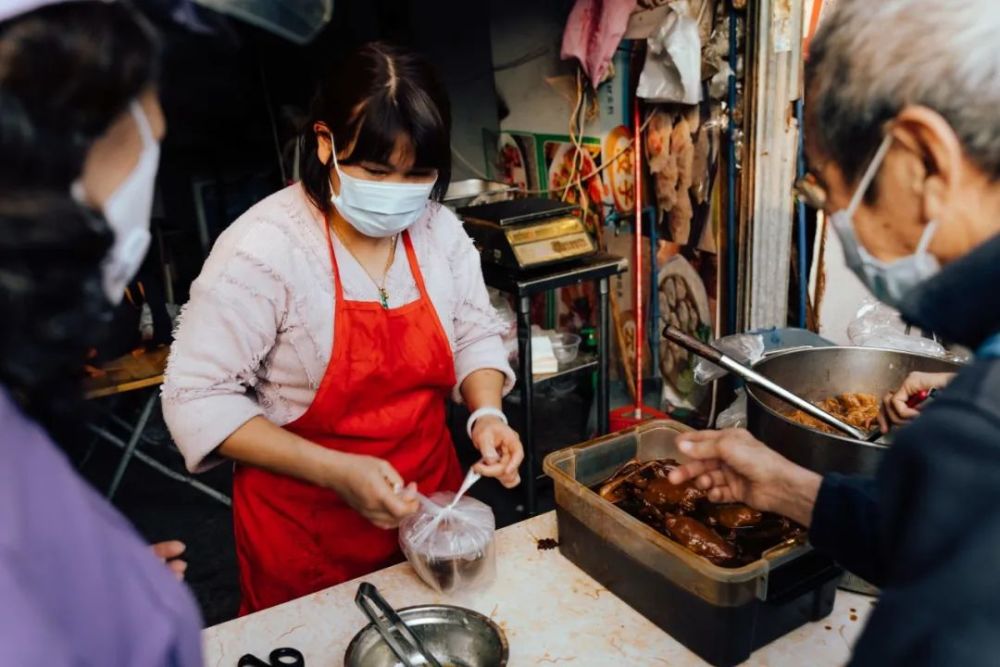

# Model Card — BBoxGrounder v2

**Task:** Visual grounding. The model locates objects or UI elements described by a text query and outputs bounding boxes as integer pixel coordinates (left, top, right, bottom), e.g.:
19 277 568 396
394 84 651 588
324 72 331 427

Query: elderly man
669 0 1000 664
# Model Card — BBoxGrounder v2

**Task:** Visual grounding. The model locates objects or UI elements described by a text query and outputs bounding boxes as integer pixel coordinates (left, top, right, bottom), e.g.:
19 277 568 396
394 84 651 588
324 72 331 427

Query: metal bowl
746 346 960 476
344 605 509 667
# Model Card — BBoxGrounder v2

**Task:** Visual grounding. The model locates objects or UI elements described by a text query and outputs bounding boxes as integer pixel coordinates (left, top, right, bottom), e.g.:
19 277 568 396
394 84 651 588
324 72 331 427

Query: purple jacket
0 388 202 666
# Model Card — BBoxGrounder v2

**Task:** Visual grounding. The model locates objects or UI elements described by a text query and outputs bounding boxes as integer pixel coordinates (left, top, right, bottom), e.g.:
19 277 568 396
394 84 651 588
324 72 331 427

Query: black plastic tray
558 510 841 666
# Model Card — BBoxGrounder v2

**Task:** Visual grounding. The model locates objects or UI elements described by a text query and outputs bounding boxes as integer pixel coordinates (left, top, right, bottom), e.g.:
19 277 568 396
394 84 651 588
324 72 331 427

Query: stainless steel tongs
354 582 442 667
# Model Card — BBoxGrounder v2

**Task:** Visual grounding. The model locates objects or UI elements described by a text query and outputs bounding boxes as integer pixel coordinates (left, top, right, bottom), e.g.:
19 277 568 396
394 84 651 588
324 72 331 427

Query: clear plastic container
548 332 581 364
543 420 841 666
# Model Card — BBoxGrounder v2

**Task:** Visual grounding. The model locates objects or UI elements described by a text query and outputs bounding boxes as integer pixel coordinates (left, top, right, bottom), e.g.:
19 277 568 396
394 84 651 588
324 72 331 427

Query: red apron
232 225 463 614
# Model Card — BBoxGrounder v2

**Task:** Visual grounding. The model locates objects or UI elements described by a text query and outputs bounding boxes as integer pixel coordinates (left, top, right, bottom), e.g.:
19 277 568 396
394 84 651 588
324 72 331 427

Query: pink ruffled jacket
162 184 514 472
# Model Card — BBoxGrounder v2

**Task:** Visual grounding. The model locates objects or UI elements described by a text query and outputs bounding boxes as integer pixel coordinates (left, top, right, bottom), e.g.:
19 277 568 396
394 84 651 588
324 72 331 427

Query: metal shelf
531 353 598 385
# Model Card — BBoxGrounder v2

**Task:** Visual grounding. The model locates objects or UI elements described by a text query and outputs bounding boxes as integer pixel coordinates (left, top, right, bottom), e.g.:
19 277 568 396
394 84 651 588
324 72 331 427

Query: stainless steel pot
746 346 960 476
344 605 508 667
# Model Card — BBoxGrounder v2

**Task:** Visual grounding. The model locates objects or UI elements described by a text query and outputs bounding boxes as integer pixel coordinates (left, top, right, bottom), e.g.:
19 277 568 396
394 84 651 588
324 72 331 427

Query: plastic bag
694 333 765 385
715 389 747 430
636 1 702 104
847 299 946 358
399 492 496 594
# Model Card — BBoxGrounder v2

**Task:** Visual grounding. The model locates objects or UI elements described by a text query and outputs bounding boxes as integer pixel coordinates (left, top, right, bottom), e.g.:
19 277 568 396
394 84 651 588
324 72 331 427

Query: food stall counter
203 512 873 666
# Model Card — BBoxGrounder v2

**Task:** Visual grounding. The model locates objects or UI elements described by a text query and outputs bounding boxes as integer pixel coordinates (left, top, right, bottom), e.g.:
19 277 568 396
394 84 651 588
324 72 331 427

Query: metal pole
795 98 809 328
516 295 536 515
726 1 739 335
647 205 659 376
633 98 644 418
598 277 610 434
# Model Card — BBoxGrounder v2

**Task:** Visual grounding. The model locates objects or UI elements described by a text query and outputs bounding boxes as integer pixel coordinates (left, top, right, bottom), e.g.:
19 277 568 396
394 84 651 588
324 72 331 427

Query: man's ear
891 105 964 225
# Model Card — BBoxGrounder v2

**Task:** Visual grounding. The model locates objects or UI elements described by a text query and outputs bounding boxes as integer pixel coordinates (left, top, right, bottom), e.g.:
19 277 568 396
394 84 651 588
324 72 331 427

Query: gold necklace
333 224 397 308
374 235 397 309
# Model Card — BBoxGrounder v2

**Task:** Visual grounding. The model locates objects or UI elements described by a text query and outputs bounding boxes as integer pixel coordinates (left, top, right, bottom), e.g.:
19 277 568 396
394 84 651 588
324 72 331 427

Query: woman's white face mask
72 100 160 303
828 134 941 308
327 135 435 238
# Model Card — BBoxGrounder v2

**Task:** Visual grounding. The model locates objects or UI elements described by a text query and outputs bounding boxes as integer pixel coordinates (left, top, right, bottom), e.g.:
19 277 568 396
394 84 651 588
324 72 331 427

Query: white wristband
466 407 508 439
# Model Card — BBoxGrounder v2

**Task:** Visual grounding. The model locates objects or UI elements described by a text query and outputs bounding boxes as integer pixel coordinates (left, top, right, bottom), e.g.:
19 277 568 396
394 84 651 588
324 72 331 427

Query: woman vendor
163 42 523 613
669 0 1000 664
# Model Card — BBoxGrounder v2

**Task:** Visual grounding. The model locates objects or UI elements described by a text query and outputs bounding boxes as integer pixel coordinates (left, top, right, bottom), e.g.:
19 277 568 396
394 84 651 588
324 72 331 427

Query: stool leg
107 390 158 501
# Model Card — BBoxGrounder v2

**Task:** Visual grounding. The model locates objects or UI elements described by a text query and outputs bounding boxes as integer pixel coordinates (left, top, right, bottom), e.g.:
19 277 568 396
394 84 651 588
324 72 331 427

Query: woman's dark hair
299 41 452 215
0 2 159 446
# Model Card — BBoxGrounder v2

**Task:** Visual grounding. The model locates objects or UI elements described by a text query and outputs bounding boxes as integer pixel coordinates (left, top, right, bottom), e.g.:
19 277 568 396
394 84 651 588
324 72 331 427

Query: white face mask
829 134 940 309
73 101 160 304
328 136 435 238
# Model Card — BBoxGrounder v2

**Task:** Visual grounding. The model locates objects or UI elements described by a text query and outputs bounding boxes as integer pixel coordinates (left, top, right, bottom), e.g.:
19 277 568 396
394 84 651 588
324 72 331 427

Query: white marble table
203 512 873 666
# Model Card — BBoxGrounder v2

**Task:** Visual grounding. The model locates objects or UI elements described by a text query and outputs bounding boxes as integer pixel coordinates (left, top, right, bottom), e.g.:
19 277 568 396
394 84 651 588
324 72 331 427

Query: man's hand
667 429 822 527
878 371 955 433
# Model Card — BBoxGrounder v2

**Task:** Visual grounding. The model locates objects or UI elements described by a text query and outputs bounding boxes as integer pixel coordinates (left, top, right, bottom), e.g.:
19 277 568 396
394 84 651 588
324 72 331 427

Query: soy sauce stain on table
536 537 559 551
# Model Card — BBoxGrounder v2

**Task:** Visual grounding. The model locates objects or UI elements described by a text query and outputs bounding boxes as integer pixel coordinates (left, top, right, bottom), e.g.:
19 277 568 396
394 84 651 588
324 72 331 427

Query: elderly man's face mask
796 135 941 308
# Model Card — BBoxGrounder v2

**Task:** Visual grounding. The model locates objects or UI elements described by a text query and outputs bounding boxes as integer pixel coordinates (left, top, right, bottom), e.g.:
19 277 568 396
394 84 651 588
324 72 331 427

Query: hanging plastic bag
636 0 702 104
847 299 947 358
399 492 496 594
694 333 765 385
715 389 747 430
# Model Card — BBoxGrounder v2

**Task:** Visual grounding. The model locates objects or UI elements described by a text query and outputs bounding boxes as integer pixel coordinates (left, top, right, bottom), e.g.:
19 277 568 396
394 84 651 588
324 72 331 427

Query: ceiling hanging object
191 0 333 44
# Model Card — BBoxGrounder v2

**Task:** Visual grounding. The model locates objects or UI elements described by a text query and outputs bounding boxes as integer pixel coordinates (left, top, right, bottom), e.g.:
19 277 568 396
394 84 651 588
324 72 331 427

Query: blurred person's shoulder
0 387 203 665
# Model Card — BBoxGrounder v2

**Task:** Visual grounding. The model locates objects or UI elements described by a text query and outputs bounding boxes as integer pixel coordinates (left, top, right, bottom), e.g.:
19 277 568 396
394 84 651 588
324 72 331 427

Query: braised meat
664 515 736 564
705 503 763 529
640 476 704 513
595 458 803 567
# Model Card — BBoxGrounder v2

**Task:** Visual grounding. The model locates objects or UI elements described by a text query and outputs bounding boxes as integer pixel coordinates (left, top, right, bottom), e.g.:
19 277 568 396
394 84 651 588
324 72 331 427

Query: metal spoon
447 467 482 510
409 467 482 546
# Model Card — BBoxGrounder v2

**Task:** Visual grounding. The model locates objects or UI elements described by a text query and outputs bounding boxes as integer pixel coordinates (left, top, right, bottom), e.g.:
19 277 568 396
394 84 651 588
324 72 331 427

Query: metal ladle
663 326 868 440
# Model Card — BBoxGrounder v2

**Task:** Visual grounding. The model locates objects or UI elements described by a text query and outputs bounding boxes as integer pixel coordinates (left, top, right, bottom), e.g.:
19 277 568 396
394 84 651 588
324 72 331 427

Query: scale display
458 198 597 272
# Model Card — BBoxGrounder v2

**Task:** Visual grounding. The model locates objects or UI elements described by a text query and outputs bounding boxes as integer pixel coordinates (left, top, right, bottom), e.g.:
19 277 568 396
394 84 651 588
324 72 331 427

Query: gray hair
807 0 1000 184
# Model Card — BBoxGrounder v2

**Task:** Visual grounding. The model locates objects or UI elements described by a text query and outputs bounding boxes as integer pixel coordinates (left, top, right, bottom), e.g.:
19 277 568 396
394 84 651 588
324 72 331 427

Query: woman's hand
878 371 955 433
327 454 419 529
667 429 822 527
471 416 524 488
151 540 188 581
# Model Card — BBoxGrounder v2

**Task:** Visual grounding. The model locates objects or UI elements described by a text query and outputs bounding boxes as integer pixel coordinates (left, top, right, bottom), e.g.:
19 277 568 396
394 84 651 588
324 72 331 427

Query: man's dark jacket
809 233 1000 666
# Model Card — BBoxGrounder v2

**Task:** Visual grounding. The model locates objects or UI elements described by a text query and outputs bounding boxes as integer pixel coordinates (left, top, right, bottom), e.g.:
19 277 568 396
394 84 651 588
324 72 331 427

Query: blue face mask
328 137 436 238
829 134 940 308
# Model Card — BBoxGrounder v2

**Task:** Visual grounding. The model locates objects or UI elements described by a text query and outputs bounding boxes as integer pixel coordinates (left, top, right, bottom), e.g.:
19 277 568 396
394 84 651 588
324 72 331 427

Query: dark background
145 0 506 302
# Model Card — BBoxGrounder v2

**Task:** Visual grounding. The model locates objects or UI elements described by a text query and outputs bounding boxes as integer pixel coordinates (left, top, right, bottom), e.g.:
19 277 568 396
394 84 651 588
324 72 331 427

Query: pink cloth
561 0 638 88
162 184 514 472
